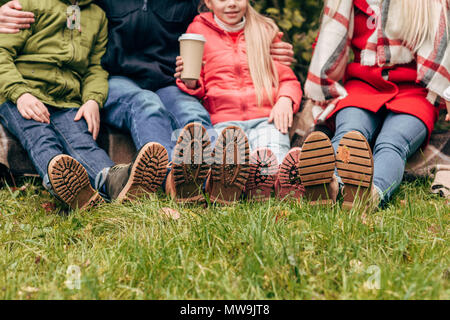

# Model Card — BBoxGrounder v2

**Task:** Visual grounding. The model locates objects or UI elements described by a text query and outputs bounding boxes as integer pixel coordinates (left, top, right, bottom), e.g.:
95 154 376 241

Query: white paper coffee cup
179 33 206 81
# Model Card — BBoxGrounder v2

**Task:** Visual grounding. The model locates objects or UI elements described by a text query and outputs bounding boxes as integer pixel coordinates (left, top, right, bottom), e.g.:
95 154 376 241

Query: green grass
0 177 448 300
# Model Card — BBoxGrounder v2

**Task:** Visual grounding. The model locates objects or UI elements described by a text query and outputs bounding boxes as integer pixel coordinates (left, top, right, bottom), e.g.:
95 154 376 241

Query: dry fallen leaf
41 202 56 213
428 224 441 235
11 184 29 193
361 212 368 225
275 210 290 223
337 146 351 164
21 286 39 294
161 207 181 220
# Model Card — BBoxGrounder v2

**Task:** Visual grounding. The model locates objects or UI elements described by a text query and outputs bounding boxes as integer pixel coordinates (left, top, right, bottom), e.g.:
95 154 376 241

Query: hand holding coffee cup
175 56 199 89
177 33 206 87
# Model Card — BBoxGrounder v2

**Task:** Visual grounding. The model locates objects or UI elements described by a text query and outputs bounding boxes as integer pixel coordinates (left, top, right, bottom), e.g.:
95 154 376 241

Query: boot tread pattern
126 142 169 198
210 126 250 203
246 148 278 200
172 123 211 189
247 148 278 190
48 155 99 209
211 126 250 190
298 132 335 187
336 131 373 188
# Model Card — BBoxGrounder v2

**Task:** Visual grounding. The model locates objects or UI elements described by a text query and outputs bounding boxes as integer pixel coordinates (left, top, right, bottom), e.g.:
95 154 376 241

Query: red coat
177 12 302 125
330 0 440 142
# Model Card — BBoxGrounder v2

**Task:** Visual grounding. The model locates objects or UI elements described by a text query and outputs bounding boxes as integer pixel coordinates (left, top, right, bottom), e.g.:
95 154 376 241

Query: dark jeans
0 101 115 190
101 76 213 161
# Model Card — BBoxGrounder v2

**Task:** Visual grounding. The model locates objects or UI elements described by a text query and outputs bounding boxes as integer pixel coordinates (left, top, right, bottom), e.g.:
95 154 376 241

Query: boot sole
298 131 336 205
336 131 373 209
277 148 305 199
116 142 169 202
246 148 278 201
172 123 212 203
48 155 104 210
210 126 250 205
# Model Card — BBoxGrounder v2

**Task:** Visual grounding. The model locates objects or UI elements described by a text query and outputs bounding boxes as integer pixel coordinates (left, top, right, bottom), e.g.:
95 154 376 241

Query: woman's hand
268 96 294 134
0 0 34 34
17 93 50 124
174 56 199 89
270 32 296 67
74 100 100 140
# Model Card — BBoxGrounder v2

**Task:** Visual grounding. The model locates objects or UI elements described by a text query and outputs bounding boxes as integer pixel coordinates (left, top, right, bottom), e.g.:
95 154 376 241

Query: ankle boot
105 142 168 201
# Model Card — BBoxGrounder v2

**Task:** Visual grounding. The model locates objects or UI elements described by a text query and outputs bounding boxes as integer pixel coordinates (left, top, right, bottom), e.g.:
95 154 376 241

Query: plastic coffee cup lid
178 33 206 42
444 87 450 100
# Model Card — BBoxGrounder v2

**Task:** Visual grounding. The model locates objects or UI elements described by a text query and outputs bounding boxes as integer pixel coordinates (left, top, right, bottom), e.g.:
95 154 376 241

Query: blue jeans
214 117 291 164
102 76 213 161
0 102 115 190
331 107 427 202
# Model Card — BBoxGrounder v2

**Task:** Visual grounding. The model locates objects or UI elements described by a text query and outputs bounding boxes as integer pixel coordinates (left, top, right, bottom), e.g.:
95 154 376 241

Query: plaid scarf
305 0 450 122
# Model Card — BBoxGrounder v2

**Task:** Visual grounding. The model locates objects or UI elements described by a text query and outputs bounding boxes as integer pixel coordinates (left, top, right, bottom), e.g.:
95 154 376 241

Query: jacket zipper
143 0 148 11
58 30 73 98
232 33 246 119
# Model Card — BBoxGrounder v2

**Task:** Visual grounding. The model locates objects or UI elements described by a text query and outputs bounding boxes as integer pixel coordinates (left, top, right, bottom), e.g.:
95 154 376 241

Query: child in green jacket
0 0 169 210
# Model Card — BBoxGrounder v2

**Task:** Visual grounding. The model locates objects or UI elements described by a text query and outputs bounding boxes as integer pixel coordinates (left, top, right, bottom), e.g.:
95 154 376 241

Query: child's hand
74 100 100 140
268 96 293 134
174 56 199 89
17 93 50 124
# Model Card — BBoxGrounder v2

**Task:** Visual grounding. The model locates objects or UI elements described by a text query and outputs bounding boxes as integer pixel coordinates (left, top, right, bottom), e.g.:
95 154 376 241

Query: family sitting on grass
0 0 448 212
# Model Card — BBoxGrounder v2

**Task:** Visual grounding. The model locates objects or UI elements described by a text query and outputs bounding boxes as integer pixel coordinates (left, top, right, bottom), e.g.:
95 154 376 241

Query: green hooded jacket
0 0 108 108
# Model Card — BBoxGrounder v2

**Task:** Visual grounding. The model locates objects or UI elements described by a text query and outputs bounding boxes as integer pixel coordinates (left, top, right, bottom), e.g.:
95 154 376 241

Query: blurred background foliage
253 0 324 83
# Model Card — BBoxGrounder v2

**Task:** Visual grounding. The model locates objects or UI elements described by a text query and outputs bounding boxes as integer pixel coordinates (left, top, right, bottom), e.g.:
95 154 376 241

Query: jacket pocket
16 63 58 97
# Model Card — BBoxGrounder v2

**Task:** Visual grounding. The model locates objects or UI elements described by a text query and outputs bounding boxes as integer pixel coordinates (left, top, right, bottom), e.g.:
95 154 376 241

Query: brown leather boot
336 131 374 210
169 123 212 203
298 131 336 205
208 126 250 205
105 142 168 202
48 154 104 211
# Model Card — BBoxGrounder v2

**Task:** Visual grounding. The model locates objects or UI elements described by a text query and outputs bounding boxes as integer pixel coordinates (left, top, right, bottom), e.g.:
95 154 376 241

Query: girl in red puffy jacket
175 0 304 202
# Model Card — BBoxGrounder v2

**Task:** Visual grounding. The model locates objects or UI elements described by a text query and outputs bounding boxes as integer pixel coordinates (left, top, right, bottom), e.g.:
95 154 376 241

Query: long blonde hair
397 0 449 51
244 4 280 106
326 0 449 51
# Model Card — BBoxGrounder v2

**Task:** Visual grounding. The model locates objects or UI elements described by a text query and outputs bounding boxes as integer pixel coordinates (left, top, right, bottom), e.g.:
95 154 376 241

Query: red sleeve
176 76 206 100
275 63 303 114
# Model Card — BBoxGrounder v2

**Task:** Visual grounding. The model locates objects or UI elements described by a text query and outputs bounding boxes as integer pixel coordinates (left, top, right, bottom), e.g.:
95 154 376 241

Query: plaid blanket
305 0 450 121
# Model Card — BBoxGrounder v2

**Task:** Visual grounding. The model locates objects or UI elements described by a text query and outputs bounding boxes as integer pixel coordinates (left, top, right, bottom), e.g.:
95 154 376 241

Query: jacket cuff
278 88 302 114
83 94 105 109
443 87 450 101
9 86 32 104
176 78 205 98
